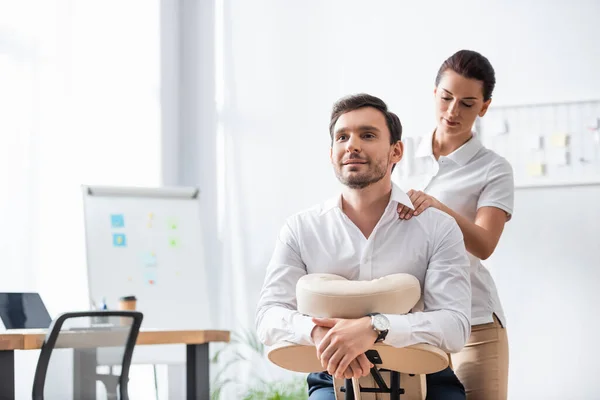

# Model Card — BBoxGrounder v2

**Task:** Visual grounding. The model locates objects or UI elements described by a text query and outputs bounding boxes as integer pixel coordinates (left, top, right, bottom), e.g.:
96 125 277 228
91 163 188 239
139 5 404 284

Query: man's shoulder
412 207 461 236
287 200 335 222
420 207 454 222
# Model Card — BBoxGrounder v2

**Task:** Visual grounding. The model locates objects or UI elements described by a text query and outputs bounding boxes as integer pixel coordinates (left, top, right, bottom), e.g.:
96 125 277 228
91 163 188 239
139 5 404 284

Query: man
255 94 471 399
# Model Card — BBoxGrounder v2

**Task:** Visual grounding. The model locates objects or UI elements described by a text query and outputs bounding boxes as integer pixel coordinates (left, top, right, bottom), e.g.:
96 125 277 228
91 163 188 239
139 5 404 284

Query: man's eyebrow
334 125 381 136
442 88 478 100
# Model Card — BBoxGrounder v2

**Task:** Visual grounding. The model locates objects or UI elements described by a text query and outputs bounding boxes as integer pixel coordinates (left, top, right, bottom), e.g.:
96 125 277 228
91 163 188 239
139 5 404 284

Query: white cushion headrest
296 273 421 319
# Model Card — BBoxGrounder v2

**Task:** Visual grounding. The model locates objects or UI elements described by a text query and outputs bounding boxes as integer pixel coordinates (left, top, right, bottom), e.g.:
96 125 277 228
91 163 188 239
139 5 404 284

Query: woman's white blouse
393 131 514 326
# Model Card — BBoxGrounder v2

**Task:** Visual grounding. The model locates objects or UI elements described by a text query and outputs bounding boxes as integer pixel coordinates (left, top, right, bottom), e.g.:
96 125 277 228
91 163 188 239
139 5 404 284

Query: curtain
1 1 160 397
0 0 160 313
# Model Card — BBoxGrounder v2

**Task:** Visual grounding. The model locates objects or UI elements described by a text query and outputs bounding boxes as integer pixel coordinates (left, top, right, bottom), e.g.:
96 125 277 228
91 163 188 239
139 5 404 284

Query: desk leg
186 343 209 400
0 350 15 400
73 348 97 400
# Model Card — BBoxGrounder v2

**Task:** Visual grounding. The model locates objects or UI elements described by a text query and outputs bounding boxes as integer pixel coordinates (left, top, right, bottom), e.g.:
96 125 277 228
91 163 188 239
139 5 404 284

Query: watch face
373 314 390 331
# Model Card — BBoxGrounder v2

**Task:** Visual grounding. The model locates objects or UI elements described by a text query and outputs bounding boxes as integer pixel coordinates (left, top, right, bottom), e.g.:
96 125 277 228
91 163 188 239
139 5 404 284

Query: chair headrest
267 273 449 375
296 273 421 319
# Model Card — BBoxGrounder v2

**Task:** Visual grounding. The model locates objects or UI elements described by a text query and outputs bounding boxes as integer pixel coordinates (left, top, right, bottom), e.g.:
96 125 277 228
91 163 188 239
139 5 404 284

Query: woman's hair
435 50 496 102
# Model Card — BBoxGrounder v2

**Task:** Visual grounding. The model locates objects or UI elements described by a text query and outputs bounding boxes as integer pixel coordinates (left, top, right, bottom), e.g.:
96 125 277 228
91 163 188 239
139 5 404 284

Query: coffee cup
118 295 137 326
118 295 137 310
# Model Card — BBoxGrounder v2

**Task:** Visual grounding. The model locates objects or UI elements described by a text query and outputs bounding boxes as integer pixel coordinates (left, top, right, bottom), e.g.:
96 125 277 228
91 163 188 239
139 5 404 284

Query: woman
394 49 513 399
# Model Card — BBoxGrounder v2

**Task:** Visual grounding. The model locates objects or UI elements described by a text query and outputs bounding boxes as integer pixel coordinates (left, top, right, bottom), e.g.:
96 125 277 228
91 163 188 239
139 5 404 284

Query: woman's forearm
438 203 498 260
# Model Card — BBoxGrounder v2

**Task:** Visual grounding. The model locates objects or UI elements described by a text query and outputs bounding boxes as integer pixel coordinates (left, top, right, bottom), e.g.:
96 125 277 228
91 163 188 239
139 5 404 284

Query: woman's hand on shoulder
397 190 442 220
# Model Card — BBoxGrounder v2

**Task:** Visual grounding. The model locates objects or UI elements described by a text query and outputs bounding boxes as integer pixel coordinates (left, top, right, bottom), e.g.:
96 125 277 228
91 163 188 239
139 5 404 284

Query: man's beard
334 158 388 189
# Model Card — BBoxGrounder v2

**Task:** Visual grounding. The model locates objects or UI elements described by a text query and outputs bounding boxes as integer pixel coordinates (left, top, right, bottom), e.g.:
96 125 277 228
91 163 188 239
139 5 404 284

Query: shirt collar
415 130 483 167
320 183 414 215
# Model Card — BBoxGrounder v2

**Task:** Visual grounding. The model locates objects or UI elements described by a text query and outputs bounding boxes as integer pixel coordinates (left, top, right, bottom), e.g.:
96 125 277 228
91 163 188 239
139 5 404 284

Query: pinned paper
547 149 570 166
167 217 178 230
144 268 157 285
550 133 569 147
526 162 545 177
110 214 124 228
147 212 154 228
525 135 543 150
113 233 127 247
586 118 600 130
401 137 415 175
486 116 509 136
143 252 157 266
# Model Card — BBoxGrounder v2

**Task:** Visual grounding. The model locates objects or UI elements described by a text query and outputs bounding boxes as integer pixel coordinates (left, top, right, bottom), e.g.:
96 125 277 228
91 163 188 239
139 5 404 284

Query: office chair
268 274 449 400
32 310 143 400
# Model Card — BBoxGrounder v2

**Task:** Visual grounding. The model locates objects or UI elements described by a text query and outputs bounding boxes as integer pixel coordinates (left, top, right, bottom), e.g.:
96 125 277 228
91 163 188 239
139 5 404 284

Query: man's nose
346 135 361 152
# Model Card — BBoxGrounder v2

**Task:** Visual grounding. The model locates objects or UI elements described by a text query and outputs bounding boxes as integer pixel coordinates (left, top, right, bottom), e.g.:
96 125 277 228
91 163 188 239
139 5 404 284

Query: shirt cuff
292 313 317 345
383 314 412 348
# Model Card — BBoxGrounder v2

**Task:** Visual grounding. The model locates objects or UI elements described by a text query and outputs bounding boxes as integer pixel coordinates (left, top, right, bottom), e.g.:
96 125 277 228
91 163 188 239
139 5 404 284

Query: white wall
489 186 600 399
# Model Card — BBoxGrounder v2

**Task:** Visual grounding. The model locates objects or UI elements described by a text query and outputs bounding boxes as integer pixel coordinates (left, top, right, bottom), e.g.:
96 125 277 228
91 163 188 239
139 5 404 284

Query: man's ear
479 99 492 117
329 147 333 164
391 140 403 164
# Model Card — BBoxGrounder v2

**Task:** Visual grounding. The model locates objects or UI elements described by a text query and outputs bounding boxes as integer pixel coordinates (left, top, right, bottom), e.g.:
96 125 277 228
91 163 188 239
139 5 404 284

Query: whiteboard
82 185 211 334
477 99 600 188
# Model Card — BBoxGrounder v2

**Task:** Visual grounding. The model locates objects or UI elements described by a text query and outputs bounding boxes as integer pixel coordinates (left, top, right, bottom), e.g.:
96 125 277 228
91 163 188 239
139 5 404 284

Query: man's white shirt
255 183 471 353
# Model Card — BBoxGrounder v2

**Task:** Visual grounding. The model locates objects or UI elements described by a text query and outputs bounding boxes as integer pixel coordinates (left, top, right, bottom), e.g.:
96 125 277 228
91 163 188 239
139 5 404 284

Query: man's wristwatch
366 313 390 343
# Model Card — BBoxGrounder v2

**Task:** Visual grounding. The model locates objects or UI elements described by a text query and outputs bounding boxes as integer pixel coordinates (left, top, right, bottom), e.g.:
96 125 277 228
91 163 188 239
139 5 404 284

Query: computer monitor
0 292 52 329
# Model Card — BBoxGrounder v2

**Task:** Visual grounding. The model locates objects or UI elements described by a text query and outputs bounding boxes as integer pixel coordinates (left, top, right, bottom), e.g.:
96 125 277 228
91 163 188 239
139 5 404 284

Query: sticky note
144 268 157 285
526 163 545 177
147 213 154 228
143 252 157 266
113 233 127 247
167 217 178 230
550 133 569 147
111 214 124 228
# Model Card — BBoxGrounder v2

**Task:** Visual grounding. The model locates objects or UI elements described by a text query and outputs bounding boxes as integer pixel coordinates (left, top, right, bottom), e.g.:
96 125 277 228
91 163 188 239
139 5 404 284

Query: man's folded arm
255 221 316 346
383 217 472 353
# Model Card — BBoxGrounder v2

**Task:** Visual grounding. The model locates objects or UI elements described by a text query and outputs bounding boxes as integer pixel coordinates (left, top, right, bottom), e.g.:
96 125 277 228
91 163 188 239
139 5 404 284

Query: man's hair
329 93 402 145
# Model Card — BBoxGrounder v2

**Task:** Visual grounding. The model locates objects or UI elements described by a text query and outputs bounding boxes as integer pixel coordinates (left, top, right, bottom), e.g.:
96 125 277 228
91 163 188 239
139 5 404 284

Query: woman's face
434 69 491 136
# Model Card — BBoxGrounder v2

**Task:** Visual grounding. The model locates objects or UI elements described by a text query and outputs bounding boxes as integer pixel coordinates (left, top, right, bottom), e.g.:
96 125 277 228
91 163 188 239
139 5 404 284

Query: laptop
0 292 52 330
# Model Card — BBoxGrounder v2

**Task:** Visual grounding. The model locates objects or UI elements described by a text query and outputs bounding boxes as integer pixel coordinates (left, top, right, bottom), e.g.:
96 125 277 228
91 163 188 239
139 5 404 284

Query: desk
0 329 230 400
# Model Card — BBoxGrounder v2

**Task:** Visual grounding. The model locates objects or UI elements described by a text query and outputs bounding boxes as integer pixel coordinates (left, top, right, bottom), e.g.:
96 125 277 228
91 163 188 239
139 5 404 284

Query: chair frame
340 350 407 399
32 310 143 400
